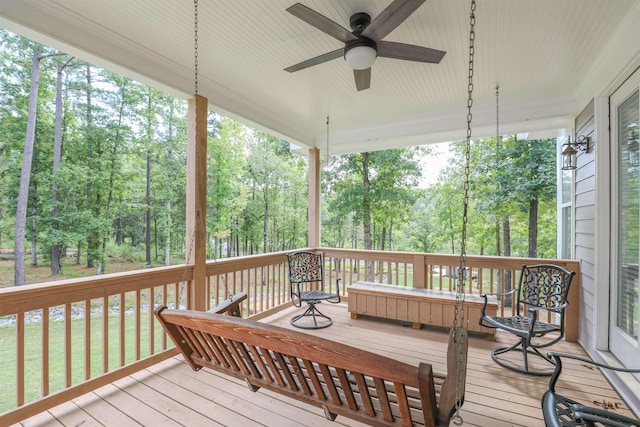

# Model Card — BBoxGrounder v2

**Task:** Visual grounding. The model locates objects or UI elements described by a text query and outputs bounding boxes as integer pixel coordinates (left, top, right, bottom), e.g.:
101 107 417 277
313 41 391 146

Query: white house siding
574 104 596 350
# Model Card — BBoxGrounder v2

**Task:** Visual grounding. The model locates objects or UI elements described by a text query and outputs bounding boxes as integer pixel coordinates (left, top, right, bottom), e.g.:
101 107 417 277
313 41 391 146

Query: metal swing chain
326 115 330 165
496 85 500 143
452 0 476 424
186 0 230 306
180 0 200 307
194 0 199 95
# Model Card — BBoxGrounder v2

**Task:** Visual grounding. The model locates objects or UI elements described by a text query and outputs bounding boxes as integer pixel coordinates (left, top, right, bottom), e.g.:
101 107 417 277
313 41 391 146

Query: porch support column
186 94 208 311
308 147 321 248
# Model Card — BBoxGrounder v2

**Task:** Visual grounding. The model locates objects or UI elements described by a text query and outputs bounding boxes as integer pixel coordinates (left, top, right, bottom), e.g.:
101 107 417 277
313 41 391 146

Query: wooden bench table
347 282 497 338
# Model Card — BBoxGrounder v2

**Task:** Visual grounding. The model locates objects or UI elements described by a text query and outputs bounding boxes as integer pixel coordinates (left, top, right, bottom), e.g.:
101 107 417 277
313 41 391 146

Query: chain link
326 115 330 165
496 85 500 142
194 0 199 94
452 0 476 424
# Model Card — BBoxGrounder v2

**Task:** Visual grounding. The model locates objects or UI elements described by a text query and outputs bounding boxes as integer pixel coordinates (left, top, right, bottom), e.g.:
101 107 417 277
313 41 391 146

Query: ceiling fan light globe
344 45 377 70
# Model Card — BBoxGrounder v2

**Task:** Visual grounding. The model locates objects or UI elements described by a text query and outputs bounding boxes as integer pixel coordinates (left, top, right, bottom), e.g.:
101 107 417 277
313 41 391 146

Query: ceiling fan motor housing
349 12 371 32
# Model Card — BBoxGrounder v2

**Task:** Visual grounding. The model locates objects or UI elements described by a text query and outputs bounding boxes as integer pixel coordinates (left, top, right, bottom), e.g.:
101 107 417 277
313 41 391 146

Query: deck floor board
15 303 636 426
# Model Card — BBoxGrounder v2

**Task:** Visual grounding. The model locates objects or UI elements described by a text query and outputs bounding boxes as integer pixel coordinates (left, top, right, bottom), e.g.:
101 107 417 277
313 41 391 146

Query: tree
14 44 43 285
506 138 557 257
50 57 74 275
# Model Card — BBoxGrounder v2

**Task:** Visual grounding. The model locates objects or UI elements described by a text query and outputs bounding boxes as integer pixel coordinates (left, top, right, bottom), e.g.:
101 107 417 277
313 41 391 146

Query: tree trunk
448 206 455 254
495 219 501 256
165 100 175 266
14 45 42 286
85 64 98 269
361 153 374 280
145 89 153 266
146 149 152 265
165 200 172 265
528 198 538 258
30 216 37 267
76 242 82 265
51 59 68 275
263 188 269 253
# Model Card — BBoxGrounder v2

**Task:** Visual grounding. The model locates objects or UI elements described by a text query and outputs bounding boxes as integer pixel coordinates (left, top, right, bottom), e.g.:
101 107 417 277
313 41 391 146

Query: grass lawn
0 257 171 289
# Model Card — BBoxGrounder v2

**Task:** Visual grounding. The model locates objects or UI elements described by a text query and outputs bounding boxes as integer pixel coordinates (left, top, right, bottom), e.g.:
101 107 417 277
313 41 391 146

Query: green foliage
323 147 427 250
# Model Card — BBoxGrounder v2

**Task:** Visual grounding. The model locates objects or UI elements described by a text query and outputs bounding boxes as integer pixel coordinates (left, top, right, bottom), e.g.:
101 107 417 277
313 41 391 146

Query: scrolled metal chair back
520 264 574 310
287 251 323 284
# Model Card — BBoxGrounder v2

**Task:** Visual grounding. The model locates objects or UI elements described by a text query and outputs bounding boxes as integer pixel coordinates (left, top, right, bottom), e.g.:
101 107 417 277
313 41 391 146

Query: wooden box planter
347 282 498 338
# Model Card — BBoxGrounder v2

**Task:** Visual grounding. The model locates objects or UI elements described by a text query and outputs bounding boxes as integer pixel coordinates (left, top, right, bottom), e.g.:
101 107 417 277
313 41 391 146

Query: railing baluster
119 292 125 366
135 289 141 361
65 303 71 387
85 300 91 380
162 285 168 349
42 307 49 397
17 312 25 406
103 296 109 373
252 267 257 315
149 288 154 356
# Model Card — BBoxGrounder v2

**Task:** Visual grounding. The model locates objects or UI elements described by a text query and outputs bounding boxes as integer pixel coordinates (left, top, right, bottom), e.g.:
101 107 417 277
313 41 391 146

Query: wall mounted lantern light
561 135 590 170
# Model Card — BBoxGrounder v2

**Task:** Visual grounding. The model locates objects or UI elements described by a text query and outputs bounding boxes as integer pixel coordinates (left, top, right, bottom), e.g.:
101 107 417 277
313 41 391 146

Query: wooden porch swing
155 0 478 426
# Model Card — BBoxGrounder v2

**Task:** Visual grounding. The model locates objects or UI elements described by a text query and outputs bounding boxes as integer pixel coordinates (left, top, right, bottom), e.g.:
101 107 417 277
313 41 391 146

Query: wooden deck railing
318 248 580 339
0 248 579 424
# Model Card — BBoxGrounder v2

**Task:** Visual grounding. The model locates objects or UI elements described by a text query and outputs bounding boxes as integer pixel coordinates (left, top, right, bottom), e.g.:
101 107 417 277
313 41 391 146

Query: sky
420 142 450 188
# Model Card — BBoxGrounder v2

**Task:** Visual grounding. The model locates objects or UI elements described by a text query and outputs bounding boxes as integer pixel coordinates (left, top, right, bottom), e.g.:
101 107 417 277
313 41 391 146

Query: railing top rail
0 248 580 316
315 247 579 270
0 265 190 316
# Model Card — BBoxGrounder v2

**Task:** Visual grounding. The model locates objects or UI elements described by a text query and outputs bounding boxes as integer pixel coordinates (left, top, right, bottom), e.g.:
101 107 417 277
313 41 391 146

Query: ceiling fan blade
284 48 344 73
362 0 425 41
287 3 357 43
354 68 371 91
378 41 445 63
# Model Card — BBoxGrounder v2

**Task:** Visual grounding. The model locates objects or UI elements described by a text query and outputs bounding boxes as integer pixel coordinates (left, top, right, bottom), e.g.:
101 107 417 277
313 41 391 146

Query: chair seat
543 390 640 427
483 315 559 337
542 353 640 427
300 289 339 302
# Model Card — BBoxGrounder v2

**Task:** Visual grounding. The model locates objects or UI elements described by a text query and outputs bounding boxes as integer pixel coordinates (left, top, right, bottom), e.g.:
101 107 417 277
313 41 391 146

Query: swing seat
542 352 640 427
287 251 341 329
480 264 575 376
155 305 469 427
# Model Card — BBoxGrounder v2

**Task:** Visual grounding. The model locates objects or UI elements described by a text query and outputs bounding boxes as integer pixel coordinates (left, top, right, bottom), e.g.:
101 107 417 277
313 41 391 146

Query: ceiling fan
284 0 446 91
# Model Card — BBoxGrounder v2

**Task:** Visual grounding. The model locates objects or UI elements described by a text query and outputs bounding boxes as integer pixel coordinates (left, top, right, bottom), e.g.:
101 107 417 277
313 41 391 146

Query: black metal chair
479 264 575 376
286 251 341 329
542 352 640 427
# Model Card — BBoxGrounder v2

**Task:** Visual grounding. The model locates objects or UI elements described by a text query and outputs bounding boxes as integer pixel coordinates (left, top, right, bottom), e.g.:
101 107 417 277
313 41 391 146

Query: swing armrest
208 292 248 317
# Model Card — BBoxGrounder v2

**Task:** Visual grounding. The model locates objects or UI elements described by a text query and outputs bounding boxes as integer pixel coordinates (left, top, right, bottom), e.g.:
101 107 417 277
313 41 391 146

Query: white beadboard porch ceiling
1 0 639 155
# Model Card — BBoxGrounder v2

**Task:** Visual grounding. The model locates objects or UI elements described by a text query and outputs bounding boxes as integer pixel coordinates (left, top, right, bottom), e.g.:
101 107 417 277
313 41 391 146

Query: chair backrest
517 264 575 312
287 251 323 284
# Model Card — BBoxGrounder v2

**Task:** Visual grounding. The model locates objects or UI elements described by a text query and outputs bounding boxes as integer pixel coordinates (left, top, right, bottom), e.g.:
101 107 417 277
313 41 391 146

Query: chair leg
290 302 333 329
491 337 556 376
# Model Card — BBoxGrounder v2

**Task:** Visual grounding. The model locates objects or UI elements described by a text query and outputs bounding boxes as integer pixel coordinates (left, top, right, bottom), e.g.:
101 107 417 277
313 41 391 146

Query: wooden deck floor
14 303 636 426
